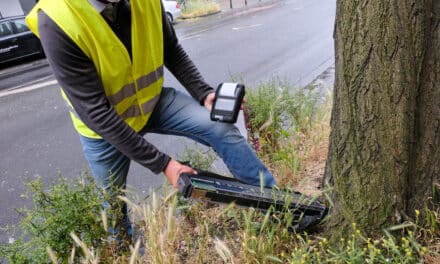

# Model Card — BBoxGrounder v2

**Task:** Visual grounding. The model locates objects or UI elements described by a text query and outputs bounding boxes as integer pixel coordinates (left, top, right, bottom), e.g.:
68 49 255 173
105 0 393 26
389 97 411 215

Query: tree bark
325 0 440 235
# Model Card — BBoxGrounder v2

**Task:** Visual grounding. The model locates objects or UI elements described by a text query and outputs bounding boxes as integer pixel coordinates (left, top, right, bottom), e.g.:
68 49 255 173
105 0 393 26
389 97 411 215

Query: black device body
178 170 328 231
210 83 245 123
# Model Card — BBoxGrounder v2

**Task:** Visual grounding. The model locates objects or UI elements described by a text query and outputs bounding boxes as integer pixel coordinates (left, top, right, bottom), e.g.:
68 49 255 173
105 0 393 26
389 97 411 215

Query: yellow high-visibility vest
26 0 164 138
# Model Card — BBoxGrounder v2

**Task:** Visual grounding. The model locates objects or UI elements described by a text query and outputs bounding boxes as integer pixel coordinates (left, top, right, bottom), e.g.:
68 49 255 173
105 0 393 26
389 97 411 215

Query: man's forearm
161 6 214 103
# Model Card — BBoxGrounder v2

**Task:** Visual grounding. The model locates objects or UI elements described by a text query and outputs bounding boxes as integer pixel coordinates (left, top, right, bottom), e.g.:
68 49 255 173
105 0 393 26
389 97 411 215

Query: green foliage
204 207 435 264
0 175 107 263
244 78 324 186
2 176 436 264
181 0 220 19
178 143 217 171
245 78 320 154
2 78 437 263
170 199 437 263
238 208 293 263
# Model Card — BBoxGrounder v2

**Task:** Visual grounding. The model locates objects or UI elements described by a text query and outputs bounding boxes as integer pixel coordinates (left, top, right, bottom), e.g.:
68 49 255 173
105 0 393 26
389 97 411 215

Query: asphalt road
0 0 336 243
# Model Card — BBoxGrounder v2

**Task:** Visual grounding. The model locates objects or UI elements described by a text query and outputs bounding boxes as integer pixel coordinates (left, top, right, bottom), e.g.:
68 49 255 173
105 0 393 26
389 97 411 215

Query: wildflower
415 209 420 217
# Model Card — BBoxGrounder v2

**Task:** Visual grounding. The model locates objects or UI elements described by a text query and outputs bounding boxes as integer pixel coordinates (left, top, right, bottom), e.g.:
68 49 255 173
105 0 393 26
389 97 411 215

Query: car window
12 18 30 34
0 21 14 38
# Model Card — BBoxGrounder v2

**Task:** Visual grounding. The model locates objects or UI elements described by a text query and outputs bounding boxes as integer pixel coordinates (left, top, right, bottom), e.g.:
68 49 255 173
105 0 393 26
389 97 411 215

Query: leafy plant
3 78 438 264
178 143 217 172
244 78 323 186
0 174 107 263
245 78 319 151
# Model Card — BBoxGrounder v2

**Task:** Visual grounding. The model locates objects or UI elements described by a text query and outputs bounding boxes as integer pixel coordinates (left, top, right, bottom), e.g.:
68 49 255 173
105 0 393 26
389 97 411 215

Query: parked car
163 0 181 23
0 16 44 65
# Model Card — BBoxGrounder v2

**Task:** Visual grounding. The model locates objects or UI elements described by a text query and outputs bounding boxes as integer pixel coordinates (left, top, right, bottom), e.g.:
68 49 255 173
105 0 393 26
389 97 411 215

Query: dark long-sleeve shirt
37 0 214 173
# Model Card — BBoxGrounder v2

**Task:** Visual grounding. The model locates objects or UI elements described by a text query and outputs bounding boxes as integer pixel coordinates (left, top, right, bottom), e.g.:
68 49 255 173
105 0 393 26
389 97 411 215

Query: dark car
0 16 44 65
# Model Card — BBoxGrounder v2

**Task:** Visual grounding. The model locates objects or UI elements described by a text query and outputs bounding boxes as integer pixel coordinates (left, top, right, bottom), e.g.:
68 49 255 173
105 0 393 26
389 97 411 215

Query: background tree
325 0 440 236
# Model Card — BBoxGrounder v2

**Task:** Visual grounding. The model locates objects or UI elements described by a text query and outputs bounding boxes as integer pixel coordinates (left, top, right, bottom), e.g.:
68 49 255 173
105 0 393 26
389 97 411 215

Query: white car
162 0 181 23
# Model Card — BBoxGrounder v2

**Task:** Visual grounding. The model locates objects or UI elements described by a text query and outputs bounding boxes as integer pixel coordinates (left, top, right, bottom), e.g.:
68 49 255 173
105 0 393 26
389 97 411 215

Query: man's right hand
164 159 197 188
203 92 216 112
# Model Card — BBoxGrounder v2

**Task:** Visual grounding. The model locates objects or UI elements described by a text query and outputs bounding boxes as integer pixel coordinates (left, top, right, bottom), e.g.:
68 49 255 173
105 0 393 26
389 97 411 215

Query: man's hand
204 92 216 112
164 159 197 188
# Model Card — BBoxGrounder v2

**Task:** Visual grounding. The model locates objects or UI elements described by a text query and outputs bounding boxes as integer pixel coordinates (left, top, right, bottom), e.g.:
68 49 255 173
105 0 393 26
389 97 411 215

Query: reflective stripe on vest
108 66 164 105
26 0 164 139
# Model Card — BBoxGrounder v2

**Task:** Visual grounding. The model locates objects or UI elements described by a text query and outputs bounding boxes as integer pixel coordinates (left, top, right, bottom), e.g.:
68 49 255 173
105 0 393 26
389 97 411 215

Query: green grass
1 79 438 263
0 175 108 263
180 0 220 19
51 190 437 263
178 143 218 172
244 78 326 187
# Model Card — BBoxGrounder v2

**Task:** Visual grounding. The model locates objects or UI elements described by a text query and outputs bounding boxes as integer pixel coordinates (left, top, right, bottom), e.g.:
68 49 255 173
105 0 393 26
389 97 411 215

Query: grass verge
180 0 221 19
1 78 438 263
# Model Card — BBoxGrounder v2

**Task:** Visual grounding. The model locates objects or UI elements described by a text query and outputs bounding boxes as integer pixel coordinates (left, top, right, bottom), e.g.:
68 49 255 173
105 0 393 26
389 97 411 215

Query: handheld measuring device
210 83 245 123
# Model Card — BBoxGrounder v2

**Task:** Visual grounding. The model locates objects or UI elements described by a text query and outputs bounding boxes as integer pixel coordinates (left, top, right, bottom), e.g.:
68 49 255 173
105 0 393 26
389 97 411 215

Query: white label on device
215 98 235 111
218 83 237 97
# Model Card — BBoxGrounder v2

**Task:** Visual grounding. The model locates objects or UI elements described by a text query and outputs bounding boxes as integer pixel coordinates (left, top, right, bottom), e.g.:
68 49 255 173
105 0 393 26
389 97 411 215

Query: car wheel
166 12 173 23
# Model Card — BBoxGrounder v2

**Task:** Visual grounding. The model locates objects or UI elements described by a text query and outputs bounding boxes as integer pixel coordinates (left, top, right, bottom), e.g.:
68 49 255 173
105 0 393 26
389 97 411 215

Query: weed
244 78 324 186
4 173 437 264
3 78 438 264
180 0 220 19
0 174 107 263
178 143 217 172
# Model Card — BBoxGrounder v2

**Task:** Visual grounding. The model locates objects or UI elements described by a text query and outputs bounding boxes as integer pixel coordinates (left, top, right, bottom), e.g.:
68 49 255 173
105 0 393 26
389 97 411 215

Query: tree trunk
325 0 440 236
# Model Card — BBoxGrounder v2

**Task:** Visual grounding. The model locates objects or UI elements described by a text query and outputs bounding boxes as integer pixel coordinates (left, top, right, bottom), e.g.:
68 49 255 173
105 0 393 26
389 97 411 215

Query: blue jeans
80 87 277 236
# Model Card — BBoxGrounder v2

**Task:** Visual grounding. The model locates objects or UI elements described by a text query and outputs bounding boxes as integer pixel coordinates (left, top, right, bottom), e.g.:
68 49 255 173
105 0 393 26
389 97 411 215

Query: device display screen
215 98 235 111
